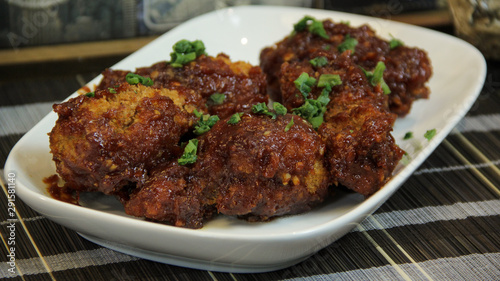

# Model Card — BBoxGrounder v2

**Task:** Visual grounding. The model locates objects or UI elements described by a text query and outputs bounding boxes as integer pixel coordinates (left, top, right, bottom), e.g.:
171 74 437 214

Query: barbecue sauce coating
97 53 268 119
260 19 432 116
49 83 195 195
279 51 404 196
48 18 431 227
123 162 216 229
192 113 329 222
122 113 329 228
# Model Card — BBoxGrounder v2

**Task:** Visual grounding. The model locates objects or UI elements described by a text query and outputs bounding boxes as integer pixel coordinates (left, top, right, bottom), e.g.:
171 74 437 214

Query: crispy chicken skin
193 113 329 222
48 22 429 227
260 19 432 116
49 83 196 195
123 113 329 228
97 53 268 119
279 51 404 196
123 162 215 229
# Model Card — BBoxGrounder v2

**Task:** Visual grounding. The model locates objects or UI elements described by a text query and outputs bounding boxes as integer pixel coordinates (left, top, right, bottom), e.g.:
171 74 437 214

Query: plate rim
4 4 487 271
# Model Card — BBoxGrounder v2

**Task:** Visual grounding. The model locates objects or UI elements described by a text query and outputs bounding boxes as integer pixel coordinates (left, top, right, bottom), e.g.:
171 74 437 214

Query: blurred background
0 0 450 49
2 0 499 80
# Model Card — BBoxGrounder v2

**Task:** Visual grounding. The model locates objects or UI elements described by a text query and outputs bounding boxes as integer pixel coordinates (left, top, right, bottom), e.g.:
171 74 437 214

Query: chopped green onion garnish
389 35 404 49
193 111 219 135
293 16 313 32
424 129 436 140
252 103 277 119
337 34 358 54
317 74 342 88
169 39 206 68
108 87 117 94
85 92 95 98
293 16 328 39
178 139 198 165
126 73 153 86
318 74 342 97
309 56 328 67
308 19 329 39
209 93 225 105
361 62 391 94
292 91 330 129
273 102 288 116
403 131 413 140
285 118 294 132
227 112 243 124
294 72 317 98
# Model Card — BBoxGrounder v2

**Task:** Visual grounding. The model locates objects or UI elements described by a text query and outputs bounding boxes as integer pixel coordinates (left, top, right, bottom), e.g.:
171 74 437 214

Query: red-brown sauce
44 174 79 205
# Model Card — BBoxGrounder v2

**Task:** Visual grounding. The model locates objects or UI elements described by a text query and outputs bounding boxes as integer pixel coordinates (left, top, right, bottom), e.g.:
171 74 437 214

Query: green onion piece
294 72 317 98
338 34 358 54
285 118 294 132
193 113 219 135
293 16 328 39
361 62 391 94
403 131 413 140
85 92 95 97
125 73 153 86
169 39 206 68
318 74 342 97
178 139 198 165
273 102 287 116
170 52 196 68
193 109 203 118
292 91 330 129
227 112 243 124
252 102 277 119
108 87 117 94
293 16 314 31
372 61 385 84
424 129 436 140
308 19 329 39
309 56 328 67
209 93 225 105
317 74 342 88
400 153 411 166
389 35 404 49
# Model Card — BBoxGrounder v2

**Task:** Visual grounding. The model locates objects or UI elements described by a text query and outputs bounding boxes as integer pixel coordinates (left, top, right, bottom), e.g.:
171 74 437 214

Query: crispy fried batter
279 51 404 196
49 22 429 227
123 162 215 229
97 53 268 119
122 113 329 228
260 19 432 116
49 83 195 194
193 113 329 221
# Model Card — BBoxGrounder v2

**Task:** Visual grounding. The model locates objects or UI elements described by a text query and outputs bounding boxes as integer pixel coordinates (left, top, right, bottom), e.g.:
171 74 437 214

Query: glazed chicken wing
49 83 196 194
260 18 432 116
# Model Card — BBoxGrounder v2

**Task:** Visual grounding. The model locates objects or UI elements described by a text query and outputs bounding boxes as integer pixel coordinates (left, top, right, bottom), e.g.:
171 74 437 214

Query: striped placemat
1 64 499 280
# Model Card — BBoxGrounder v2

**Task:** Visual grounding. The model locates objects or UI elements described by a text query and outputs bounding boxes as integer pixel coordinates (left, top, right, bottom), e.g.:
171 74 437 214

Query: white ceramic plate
5 6 486 273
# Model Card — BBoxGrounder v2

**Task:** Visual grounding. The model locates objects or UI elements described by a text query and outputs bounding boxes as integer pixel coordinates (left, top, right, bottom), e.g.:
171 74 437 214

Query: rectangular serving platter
5 5 486 273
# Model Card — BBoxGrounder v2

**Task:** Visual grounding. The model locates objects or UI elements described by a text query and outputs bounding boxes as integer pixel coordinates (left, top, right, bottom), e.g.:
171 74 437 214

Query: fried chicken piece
49 83 196 194
97 53 268 119
124 112 329 228
279 51 404 196
260 18 432 116
193 113 329 221
123 161 215 229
